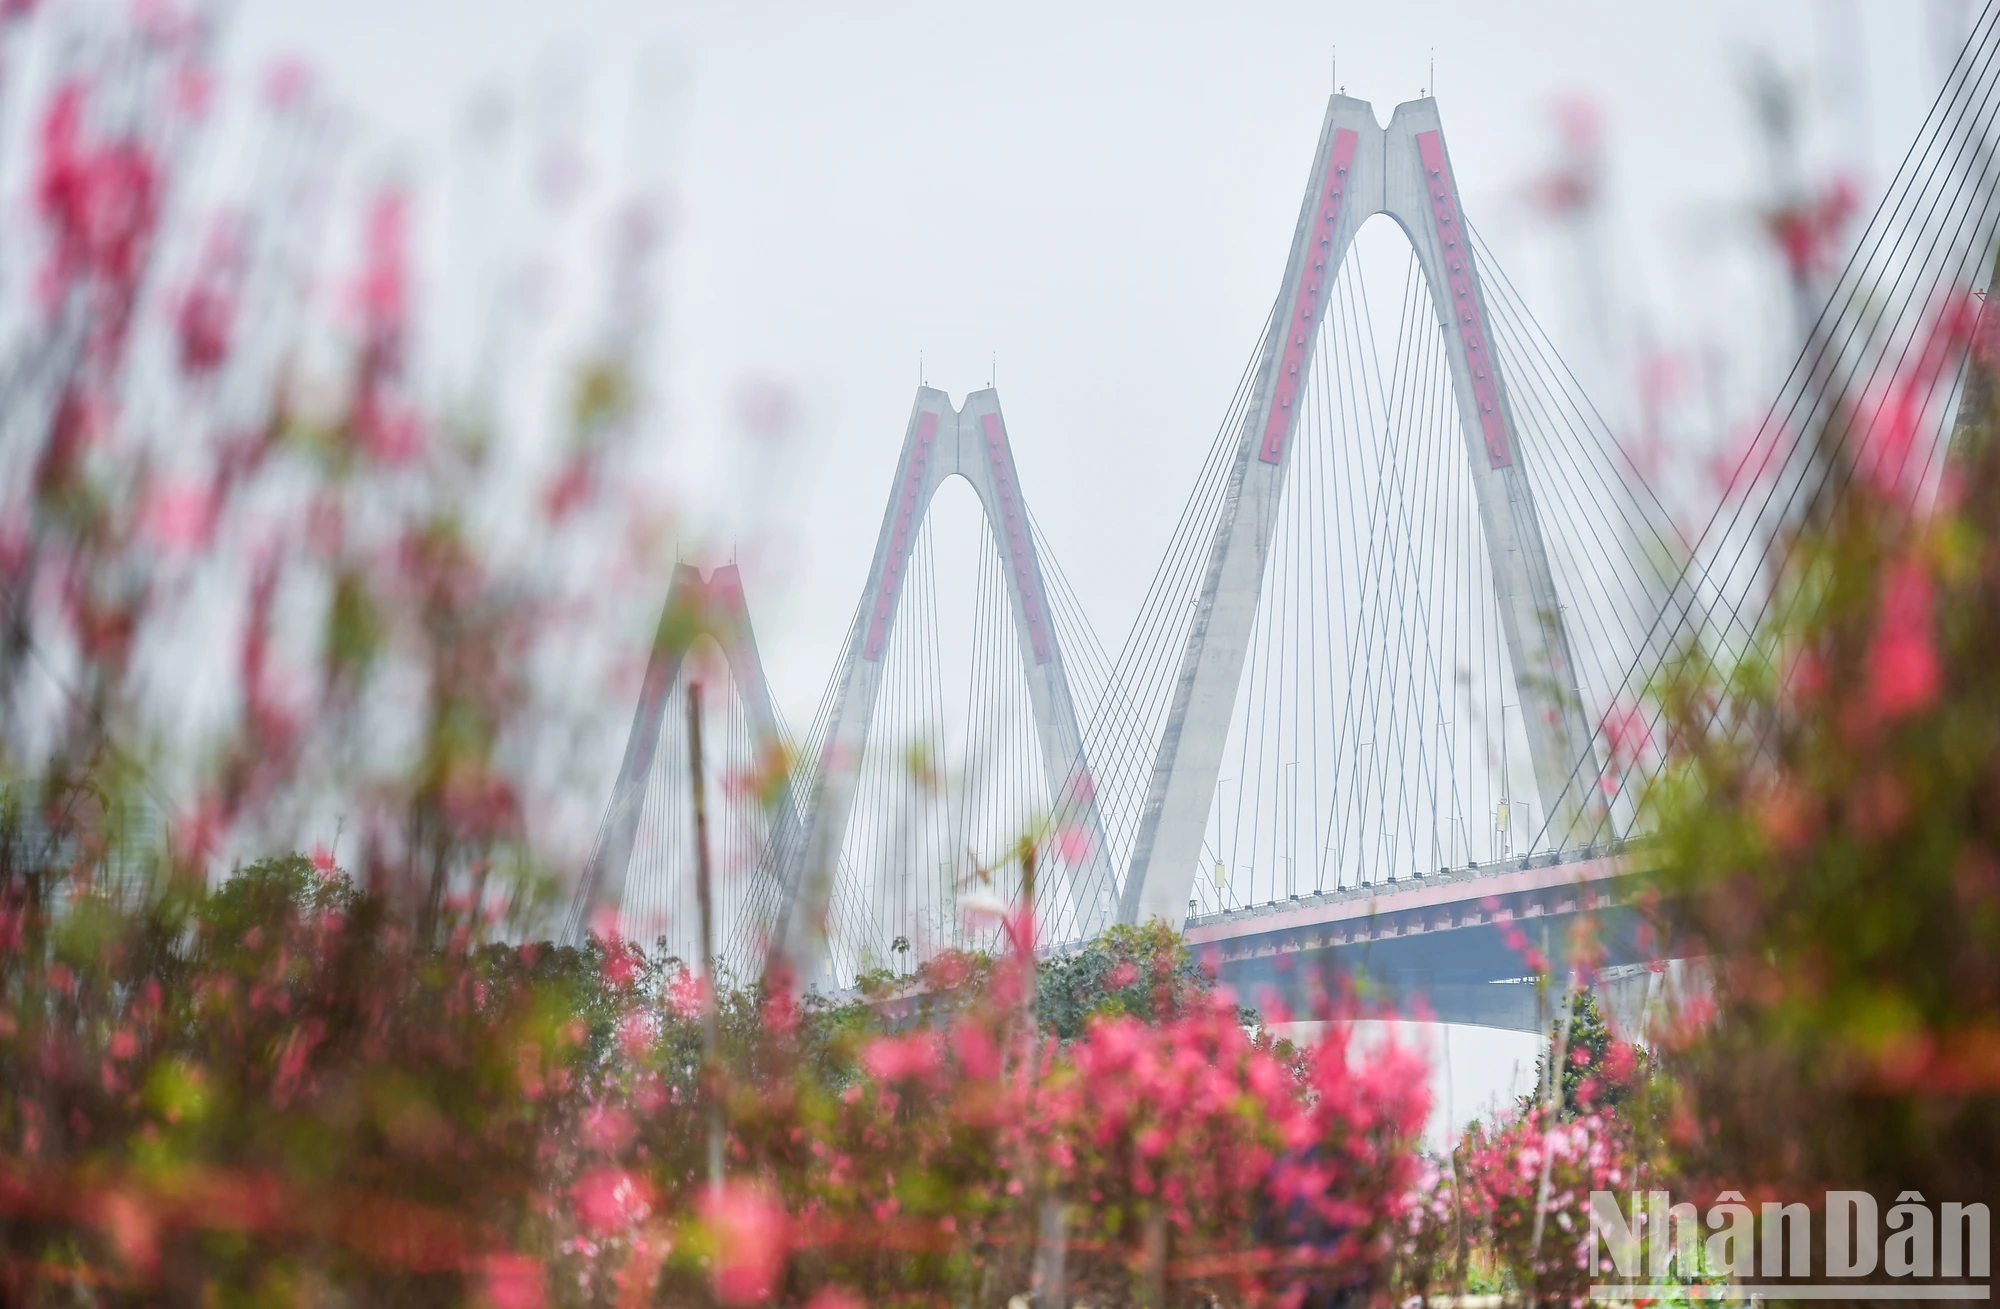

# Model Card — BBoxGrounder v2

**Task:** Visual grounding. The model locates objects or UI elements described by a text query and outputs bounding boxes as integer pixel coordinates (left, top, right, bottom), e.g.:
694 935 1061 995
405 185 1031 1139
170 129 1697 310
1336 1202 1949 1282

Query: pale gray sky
228 0 1955 728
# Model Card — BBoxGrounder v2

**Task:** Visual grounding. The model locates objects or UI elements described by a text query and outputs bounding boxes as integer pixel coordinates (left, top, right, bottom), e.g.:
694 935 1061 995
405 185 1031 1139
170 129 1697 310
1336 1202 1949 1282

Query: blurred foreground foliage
1394 301 2000 1301
0 843 1430 1306
1642 320 2000 1207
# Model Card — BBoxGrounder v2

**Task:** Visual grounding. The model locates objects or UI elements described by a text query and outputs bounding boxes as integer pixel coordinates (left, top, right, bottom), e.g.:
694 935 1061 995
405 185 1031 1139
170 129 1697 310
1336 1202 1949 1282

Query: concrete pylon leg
769 388 1113 990
1380 101 1597 842
1121 95 1598 930
1119 98 1377 931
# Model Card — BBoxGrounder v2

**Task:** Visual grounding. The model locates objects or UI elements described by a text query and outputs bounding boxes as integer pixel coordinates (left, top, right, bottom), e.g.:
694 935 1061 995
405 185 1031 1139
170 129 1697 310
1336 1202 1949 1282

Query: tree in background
1521 990 1653 1121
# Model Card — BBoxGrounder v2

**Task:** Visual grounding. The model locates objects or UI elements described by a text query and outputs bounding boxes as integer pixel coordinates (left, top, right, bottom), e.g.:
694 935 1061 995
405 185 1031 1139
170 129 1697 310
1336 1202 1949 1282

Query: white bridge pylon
567 563 796 950
769 387 1114 986
1119 95 1599 930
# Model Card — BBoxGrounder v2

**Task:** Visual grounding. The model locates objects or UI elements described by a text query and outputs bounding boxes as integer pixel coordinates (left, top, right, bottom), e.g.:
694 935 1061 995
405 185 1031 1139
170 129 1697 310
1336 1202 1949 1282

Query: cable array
752 502 1061 986
1565 0 2000 834
1044 224 1686 927
595 7 2000 976
1039 311 1282 935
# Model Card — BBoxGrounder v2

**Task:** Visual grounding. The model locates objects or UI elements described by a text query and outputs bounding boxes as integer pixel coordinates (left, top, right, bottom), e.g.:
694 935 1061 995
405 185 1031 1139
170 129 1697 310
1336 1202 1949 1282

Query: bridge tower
769 387 1114 987
1119 97 1598 930
567 563 795 944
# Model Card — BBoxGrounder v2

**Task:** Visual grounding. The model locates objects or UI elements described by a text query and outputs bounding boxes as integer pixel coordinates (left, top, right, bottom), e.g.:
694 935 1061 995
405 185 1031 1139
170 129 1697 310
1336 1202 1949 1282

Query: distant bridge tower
567 563 795 947
770 387 1114 987
1119 97 1598 930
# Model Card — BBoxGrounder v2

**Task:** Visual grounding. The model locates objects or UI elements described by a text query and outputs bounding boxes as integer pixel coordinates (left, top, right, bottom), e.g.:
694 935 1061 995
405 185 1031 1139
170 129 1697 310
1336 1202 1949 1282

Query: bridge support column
1120 95 1599 930
1119 98 1380 930
770 388 1113 988
1380 101 1597 843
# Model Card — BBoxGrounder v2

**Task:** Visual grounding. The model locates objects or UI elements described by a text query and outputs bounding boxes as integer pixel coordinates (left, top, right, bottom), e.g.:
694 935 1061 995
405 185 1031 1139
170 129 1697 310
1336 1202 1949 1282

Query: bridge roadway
1181 841 1678 1034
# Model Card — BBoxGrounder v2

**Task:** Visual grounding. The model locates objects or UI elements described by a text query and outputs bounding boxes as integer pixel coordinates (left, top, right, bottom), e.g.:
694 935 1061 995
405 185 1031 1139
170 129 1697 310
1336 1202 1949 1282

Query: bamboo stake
688 682 724 1199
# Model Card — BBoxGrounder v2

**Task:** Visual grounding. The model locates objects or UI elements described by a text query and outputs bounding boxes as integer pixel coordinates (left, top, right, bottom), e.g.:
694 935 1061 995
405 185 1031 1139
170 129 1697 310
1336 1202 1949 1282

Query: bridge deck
1180 841 1664 1032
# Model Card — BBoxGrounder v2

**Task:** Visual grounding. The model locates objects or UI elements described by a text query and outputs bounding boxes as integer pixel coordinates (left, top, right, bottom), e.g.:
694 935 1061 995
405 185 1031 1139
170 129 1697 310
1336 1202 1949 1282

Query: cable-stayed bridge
569 9 2000 1030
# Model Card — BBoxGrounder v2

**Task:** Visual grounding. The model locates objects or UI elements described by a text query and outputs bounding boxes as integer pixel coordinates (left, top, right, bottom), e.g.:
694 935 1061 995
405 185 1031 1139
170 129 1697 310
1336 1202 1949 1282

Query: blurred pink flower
599 943 639 990
34 79 161 357
1868 558 1940 720
175 279 231 375
951 1017 1000 1080
540 457 593 522
96 1188 158 1272
271 1018 324 1106
1600 701 1647 767
1753 773 1817 854
171 794 226 866
862 1032 940 1084
1552 94 1602 152
1858 291 1980 497
1529 94 1602 217
353 187 409 341
360 402 423 465
569 1166 652 1236
1765 174 1859 281
1601 1040 1638 1086
616 1013 652 1058
700 1182 788 1305
172 66 213 121
477 1253 546 1309
138 478 217 550
665 968 706 1019
580 1103 635 1155
262 56 312 110
762 985 800 1035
